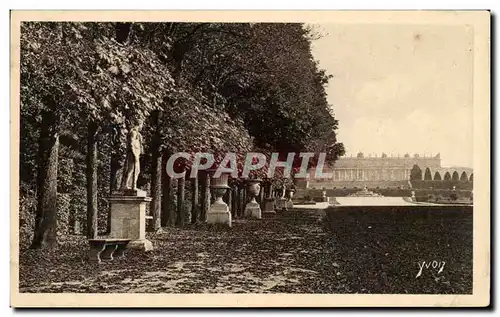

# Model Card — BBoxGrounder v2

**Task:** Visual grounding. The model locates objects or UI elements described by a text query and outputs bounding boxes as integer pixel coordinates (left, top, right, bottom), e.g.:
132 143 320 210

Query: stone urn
411 190 416 201
262 180 276 214
244 178 262 219
275 186 288 211
286 188 295 209
321 189 328 202
207 169 232 227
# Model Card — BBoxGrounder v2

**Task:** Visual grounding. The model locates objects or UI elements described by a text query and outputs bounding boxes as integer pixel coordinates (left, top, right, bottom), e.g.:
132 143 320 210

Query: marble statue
120 122 144 191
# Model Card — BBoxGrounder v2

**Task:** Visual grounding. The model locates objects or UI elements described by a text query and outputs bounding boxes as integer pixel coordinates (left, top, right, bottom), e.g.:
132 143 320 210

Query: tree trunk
86 122 98 239
259 185 265 208
107 154 119 234
231 186 238 218
227 187 232 214
172 45 184 84
31 110 59 249
109 154 121 193
191 175 199 224
151 149 162 231
161 153 170 227
177 172 186 227
168 178 177 227
240 184 247 217
107 130 122 235
150 111 162 232
200 171 210 222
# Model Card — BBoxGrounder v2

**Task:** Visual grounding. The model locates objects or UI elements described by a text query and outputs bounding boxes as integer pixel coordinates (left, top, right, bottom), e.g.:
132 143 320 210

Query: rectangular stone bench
88 239 131 263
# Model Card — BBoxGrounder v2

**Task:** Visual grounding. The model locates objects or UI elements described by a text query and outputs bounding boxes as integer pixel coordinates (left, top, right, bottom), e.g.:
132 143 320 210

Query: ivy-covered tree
21 22 175 246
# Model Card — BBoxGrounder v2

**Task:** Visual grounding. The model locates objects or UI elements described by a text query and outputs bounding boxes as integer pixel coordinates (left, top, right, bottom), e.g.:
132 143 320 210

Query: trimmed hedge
410 180 472 190
294 188 473 204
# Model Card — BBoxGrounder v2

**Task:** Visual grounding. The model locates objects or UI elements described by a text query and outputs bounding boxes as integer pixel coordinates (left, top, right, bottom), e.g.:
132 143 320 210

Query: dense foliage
19 22 344 248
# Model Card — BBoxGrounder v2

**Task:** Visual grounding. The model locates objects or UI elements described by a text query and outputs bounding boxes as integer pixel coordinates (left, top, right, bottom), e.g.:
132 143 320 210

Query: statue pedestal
108 190 153 252
245 201 262 219
262 198 276 214
207 201 232 227
275 198 288 211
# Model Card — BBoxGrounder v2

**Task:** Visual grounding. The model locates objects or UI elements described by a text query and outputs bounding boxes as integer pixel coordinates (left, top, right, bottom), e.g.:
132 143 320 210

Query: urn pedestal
275 186 289 211
321 190 328 202
263 198 276 214
207 172 232 227
275 198 287 211
285 189 295 209
245 179 262 219
108 189 153 252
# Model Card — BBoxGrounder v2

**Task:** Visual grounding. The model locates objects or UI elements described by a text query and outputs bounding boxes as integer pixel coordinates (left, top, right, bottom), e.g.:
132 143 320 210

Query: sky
310 24 473 168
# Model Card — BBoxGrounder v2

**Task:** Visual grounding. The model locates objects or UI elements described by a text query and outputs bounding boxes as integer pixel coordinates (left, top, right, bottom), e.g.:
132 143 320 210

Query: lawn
18 206 472 294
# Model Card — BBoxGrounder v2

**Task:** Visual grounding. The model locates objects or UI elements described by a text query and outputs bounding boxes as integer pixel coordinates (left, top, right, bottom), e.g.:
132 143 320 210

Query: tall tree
149 111 163 232
21 22 175 242
31 106 60 248
424 168 433 181
434 171 442 181
190 174 199 224
410 164 423 181
21 23 68 248
182 23 344 164
444 172 452 181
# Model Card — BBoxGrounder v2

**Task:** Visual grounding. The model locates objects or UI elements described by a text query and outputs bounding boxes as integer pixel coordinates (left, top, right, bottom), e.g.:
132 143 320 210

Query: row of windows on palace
309 168 411 181
307 168 473 182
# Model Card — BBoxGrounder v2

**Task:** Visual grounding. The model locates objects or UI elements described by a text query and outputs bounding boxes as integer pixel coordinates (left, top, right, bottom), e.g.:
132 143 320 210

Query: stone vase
262 181 276 214
286 189 295 209
244 179 262 219
321 190 328 202
207 171 232 227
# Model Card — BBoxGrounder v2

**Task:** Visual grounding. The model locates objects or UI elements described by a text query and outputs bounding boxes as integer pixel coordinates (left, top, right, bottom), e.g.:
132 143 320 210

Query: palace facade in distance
301 153 473 189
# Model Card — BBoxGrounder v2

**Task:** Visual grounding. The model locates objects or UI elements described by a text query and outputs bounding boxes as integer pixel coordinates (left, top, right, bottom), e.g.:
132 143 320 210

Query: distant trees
410 164 422 181
460 172 468 182
424 168 432 181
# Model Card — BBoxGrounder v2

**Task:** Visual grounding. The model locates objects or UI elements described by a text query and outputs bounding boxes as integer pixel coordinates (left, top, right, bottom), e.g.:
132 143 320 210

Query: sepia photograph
10 10 490 307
